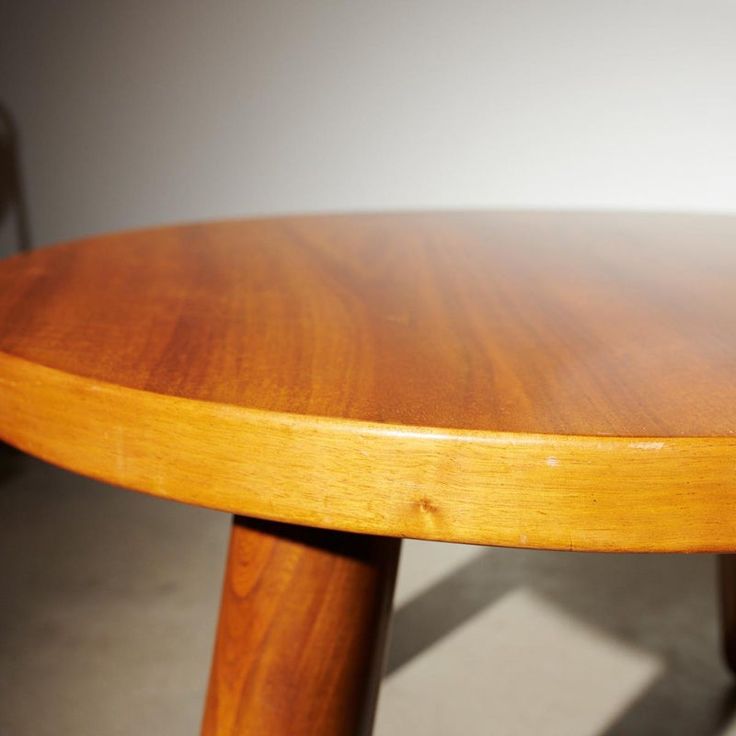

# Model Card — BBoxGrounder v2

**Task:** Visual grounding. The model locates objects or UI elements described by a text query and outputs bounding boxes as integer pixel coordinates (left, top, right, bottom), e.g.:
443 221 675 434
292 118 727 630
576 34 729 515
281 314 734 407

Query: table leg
719 554 736 674
201 516 401 735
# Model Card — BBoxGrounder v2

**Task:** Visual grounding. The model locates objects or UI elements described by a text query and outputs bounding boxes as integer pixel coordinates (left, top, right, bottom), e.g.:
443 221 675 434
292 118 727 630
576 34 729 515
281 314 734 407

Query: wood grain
2 211 736 551
201 516 400 736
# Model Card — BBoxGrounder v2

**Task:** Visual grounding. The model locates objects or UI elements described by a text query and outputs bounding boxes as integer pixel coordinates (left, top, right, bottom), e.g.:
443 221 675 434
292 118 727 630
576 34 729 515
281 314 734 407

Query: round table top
1 211 736 552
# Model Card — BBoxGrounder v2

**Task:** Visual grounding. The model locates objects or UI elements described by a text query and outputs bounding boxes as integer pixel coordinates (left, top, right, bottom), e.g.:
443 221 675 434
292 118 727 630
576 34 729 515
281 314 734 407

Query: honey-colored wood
719 555 736 673
2 211 736 552
201 516 400 736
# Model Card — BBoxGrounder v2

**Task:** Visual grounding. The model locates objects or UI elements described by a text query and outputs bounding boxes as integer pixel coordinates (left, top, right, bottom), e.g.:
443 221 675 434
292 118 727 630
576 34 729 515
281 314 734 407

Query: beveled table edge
2 349 735 553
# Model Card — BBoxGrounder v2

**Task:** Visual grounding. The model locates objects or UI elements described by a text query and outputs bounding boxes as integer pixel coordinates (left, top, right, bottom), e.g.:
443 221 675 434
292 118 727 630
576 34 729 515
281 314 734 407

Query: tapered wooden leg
719 555 736 673
201 516 401 736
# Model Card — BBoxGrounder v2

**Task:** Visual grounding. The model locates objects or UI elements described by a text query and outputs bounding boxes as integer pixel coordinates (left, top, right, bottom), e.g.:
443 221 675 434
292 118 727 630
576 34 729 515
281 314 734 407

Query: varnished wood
202 516 400 736
719 555 736 673
2 211 736 551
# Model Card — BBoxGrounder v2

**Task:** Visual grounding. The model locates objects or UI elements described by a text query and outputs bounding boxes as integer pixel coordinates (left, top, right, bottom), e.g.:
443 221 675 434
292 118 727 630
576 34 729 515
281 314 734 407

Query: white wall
1 0 735 247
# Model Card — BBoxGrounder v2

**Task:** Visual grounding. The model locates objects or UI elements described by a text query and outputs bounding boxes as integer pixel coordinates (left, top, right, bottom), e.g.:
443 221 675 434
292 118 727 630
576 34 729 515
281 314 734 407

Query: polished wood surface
202 517 399 736
2 211 736 551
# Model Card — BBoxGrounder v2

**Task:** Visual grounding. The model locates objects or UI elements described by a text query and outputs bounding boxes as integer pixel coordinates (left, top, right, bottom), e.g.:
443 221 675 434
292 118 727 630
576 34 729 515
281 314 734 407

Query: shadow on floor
0 442 23 483
387 544 736 736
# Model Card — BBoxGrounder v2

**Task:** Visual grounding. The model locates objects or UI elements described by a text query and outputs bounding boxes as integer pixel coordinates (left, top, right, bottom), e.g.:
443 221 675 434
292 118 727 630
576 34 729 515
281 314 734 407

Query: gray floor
1 447 735 735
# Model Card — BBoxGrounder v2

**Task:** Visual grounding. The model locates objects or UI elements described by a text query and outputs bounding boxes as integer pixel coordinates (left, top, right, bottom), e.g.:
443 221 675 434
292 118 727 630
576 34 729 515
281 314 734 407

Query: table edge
2 350 735 553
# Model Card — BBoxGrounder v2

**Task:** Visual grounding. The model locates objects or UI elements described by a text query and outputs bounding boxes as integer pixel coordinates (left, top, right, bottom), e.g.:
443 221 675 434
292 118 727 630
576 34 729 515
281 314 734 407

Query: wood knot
417 497 439 514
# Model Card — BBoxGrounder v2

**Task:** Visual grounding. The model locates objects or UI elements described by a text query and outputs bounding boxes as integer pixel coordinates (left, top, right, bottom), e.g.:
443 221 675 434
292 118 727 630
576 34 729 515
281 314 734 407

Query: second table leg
719 554 736 674
201 515 401 735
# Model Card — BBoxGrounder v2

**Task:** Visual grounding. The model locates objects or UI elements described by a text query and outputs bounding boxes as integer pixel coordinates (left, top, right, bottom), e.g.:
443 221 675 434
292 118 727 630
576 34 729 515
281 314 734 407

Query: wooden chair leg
201 516 401 736
719 554 736 674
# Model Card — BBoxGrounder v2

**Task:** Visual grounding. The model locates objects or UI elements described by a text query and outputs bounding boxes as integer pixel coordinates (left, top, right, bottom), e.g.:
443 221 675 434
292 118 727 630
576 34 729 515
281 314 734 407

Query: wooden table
1 211 736 734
